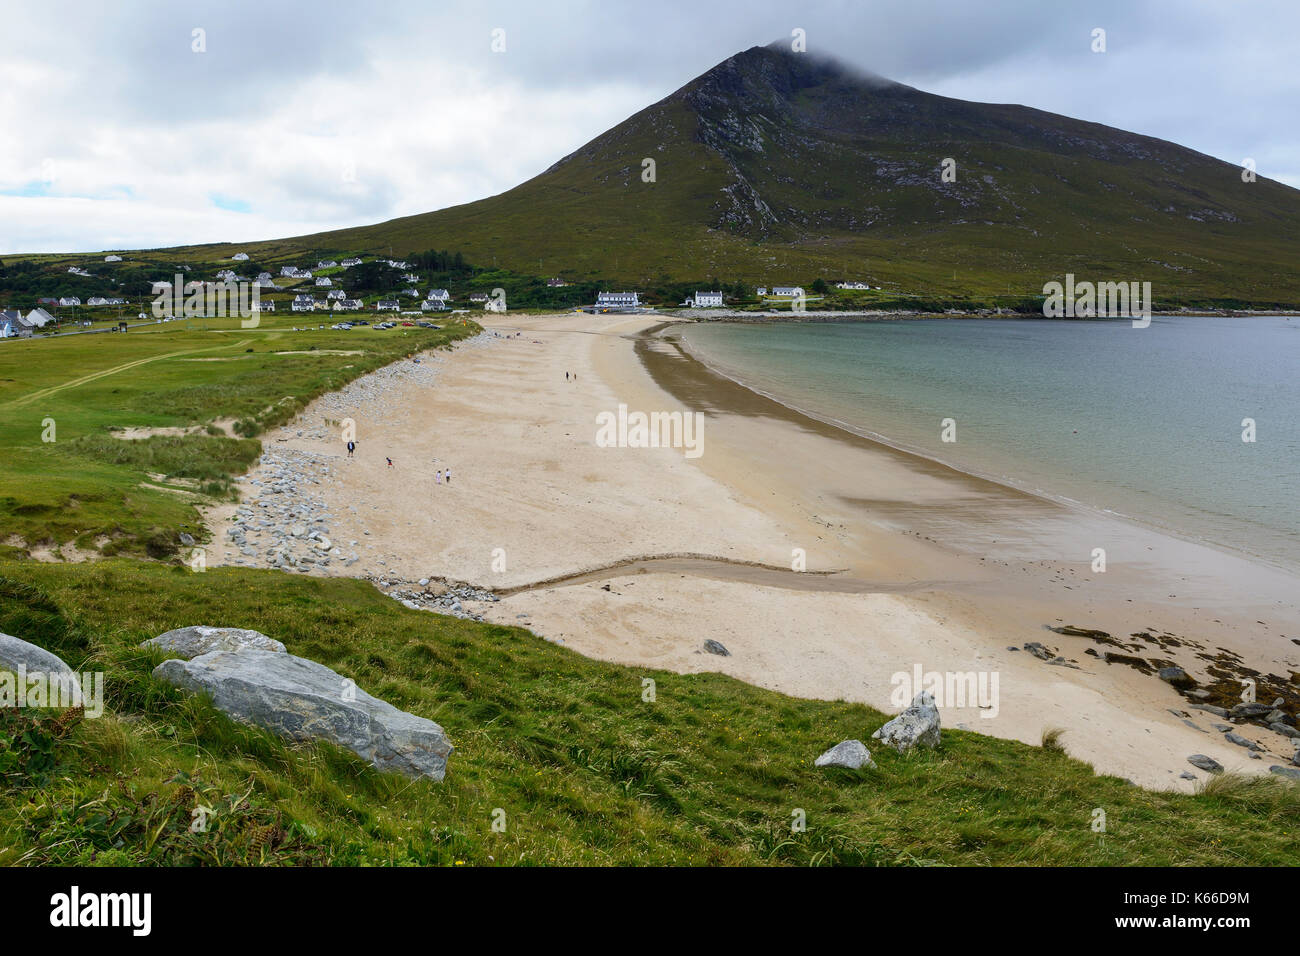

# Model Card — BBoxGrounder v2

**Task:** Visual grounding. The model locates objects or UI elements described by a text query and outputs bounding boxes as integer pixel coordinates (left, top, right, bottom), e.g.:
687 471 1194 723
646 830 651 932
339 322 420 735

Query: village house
58 297 81 307
402 273 420 283
280 266 299 277
254 300 275 312
86 296 126 306
692 291 724 308
836 281 870 290
216 269 238 281
315 277 332 287
317 260 337 269
770 286 804 297
25 308 56 329
66 266 92 277
376 300 400 311
469 292 489 304
421 298 448 311
402 288 420 297
757 287 767 296
546 277 567 287
327 289 346 300
104 255 122 262
335 298 363 311
484 297 506 313
231 252 249 261
595 291 640 308
292 294 315 313
427 288 450 302
341 258 362 268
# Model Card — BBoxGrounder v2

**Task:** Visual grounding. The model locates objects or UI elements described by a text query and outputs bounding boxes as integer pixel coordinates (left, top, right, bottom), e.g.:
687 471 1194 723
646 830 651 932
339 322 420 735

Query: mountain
133 44 1300 303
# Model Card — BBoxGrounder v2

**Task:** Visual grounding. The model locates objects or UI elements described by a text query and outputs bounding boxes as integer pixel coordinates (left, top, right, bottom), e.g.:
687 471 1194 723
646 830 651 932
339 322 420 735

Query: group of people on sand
346 440 451 485
565 371 578 382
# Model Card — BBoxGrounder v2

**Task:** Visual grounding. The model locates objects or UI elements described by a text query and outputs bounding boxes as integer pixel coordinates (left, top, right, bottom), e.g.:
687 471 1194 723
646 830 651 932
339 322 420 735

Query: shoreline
657 318 1300 579
203 312 1300 790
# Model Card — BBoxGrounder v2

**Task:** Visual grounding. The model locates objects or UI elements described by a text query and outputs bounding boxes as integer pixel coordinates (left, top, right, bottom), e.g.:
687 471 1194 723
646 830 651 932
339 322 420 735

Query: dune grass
1 560 1297 867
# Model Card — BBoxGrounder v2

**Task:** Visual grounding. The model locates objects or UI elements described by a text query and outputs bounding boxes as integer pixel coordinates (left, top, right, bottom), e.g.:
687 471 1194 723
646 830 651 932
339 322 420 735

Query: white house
376 300 400 311
421 299 448 312
327 289 346 300
280 266 299 277
232 252 249 261
335 299 364 311
595 291 640 308
402 273 420 284
255 301 276 312
546 277 566 287
402 288 420 297
427 289 450 301
58 297 81 307
770 286 804 297
292 294 315 313
692 291 724 308
341 258 362 267
317 260 337 269
86 296 124 306
315 277 332 287
484 297 506 313
105 255 122 262
836 281 870 290
26 308 56 328
216 269 238 281
469 292 489 303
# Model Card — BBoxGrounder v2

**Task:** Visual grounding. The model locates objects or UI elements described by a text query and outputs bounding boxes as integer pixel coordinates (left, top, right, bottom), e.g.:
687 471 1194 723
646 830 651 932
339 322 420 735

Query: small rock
703 640 730 657
1157 666 1196 689
872 692 941 753
1187 754 1223 773
814 739 876 770
143 626 287 659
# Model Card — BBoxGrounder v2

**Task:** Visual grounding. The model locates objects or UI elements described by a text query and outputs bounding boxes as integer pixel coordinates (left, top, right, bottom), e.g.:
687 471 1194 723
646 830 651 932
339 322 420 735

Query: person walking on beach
445 466 452 485
346 440 355 458
436 470 442 485
386 457 393 468
565 371 569 382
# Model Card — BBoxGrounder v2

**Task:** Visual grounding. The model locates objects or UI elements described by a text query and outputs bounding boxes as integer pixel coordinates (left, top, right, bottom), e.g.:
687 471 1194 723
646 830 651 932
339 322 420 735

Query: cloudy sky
2 0 1296 253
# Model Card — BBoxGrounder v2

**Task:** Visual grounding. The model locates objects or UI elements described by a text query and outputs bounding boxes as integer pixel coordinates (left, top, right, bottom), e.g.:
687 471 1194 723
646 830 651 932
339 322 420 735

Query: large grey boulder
153 649 452 780
872 692 941 753
1269 766 1300 781
0 632 83 706
814 739 876 770
142 626 286 659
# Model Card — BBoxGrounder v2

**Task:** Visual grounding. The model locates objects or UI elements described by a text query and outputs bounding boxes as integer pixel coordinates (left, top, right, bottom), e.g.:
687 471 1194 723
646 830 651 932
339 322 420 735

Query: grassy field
2 560 1298 867
0 315 1296 867
0 315 477 558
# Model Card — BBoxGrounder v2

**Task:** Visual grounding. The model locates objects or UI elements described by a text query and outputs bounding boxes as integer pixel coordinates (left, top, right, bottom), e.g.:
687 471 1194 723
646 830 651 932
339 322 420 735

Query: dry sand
204 312 1300 789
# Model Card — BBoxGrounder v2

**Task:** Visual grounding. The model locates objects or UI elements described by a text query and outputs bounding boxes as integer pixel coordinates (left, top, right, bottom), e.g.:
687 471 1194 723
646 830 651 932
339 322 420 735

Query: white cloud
1 0 1296 252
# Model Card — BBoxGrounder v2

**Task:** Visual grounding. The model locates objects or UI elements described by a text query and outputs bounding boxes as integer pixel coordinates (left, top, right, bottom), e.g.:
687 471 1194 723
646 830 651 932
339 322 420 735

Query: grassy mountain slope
265 44 1300 304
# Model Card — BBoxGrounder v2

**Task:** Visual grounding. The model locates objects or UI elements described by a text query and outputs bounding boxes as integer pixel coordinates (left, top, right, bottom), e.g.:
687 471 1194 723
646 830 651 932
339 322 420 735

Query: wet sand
205 312 1300 790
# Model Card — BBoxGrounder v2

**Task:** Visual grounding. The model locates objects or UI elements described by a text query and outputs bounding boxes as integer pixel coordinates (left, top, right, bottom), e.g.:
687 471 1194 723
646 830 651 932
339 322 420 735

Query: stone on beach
702 639 730 657
1186 754 1223 773
871 691 941 753
153 648 453 780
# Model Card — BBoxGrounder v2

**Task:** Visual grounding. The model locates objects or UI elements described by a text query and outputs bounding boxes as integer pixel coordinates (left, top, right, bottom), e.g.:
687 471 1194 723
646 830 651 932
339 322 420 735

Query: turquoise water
680 317 1300 572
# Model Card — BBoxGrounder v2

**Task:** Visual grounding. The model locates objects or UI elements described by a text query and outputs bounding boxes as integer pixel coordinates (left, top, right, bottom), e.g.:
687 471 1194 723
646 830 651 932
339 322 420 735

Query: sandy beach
204 312 1300 790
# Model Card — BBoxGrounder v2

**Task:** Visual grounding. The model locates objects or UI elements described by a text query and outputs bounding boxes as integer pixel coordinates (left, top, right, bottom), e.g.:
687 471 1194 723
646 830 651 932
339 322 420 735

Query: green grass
0 301 1295 868
0 315 477 557
1 560 1297 866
